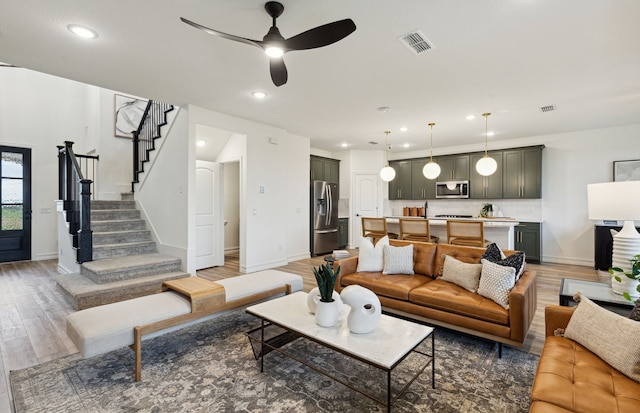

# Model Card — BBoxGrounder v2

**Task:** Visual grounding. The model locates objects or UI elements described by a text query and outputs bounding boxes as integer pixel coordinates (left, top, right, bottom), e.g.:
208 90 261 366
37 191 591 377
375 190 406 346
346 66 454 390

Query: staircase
56 194 189 310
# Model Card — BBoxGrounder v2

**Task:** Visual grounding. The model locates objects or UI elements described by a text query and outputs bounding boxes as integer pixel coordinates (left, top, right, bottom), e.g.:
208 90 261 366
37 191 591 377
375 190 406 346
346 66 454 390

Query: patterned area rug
10 310 538 412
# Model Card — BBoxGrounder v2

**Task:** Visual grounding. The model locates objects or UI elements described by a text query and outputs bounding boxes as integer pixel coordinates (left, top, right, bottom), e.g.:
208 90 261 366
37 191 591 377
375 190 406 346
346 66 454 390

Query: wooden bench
66 270 303 381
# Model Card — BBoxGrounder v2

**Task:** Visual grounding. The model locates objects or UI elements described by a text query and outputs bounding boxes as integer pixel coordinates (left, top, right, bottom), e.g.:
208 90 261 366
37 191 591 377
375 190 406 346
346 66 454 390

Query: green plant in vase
312 263 341 302
609 253 640 301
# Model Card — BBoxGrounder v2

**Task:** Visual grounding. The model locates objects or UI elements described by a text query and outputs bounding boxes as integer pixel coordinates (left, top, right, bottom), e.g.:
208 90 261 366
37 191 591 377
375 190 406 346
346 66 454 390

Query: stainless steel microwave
436 180 469 199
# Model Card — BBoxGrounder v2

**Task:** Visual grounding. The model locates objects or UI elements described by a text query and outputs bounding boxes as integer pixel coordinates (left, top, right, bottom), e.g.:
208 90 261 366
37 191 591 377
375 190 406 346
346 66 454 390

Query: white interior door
196 160 223 269
353 173 379 243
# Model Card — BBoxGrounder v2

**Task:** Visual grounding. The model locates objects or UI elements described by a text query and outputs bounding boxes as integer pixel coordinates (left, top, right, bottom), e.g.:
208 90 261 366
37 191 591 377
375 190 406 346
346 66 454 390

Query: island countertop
385 216 520 226
384 216 519 249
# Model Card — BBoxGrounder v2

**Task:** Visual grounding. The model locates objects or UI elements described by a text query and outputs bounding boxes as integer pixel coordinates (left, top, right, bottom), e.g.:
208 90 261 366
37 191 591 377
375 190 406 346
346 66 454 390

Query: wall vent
399 30 434 55
539 104 556 113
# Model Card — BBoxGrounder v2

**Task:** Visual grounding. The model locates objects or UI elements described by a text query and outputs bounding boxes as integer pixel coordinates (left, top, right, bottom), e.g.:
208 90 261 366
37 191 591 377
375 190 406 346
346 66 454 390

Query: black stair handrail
57 141 98 263
131 100 174 192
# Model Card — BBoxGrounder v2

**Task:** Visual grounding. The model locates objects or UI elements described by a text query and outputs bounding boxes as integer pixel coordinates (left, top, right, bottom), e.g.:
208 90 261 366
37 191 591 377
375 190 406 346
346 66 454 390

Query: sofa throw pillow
382 244 414 275
477 259 516 309
440 255 483 293
482 243 526 282
356 236 389 272
565 293 640 382
482 243 506 262
630 299 640 322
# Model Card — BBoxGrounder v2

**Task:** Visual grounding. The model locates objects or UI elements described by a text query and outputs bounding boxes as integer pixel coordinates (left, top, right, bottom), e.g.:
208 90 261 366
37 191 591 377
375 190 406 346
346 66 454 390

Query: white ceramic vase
340 285 381 334
612 275 640 298
307 287 342 314
315 299 341 327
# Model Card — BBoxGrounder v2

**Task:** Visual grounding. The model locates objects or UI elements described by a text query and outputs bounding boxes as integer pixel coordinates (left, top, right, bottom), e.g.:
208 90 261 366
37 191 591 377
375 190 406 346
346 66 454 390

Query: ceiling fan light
423 161 441 180
265 46 284 58
476 155 497 176
380 166 396 182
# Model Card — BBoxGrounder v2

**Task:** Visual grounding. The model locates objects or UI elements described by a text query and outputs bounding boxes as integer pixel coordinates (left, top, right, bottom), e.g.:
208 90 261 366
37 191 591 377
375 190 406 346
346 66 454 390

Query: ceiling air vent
539 105 556 113
399 30 434 55
368 141 379 145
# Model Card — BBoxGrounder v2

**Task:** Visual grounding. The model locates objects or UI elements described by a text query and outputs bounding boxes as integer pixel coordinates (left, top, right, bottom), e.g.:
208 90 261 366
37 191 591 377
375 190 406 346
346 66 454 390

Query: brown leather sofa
334 239 537 349
530 305 640 412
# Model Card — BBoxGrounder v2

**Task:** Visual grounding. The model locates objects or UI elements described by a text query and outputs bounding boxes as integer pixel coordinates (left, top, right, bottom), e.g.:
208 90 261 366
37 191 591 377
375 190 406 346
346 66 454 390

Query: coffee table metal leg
260 318 265 372
387 370 392 412
431 330 435 389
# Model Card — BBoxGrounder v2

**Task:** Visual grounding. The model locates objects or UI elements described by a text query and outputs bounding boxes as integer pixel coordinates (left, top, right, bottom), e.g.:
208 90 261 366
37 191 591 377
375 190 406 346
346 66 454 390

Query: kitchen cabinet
389 160 412 199
470 151 503 199
502 146 543 198
410 158 436 199
515 222 541 263
436 154 470 181
310 155 340 182
338 218 348 248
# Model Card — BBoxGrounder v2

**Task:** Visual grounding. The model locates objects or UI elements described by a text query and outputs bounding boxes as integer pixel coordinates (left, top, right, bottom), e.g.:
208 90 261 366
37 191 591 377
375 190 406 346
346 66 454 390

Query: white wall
0 68 91 260
187 105 310 273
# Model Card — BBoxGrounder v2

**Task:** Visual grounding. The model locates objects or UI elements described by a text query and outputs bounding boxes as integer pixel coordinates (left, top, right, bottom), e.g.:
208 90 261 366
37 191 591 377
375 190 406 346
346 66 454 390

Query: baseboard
540 255 592 267
242 258 288 274
287 252 311 262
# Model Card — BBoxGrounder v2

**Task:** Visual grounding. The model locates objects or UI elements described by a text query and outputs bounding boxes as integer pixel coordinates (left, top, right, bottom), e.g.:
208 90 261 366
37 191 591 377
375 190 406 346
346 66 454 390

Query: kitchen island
385 216 520 249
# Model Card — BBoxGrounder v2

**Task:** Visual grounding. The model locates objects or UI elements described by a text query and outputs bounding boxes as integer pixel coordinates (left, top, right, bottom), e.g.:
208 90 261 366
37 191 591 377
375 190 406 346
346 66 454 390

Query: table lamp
587 181 640 296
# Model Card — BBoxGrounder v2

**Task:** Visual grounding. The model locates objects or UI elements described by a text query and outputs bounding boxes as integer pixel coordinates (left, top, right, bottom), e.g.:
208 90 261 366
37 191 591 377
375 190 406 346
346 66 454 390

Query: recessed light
252 91 267 99
465 115 476 120
340 143 349 148
487 131 496 137
196 140 206 147
403 143 410 148
400 127 408 132
67 24 98 39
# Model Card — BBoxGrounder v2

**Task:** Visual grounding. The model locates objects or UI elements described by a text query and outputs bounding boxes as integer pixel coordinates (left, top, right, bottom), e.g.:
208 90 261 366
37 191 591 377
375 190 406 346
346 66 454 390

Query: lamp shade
475 155 497 176
423 161 441 180
380 165 396 182
587 181 640 221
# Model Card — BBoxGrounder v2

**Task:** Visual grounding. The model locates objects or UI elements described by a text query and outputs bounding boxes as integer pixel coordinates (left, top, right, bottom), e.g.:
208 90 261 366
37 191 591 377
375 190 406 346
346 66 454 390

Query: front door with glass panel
0 146 31 262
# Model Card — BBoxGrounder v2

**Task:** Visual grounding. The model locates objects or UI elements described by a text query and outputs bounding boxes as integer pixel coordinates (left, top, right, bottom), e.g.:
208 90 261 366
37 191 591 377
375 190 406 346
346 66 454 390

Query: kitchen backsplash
384 198 543 221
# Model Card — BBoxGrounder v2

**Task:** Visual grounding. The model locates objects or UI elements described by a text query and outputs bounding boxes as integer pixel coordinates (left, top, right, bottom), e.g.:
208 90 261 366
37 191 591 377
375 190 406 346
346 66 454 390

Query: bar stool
446 220 491 247
398 218 439 243
361 217 395 244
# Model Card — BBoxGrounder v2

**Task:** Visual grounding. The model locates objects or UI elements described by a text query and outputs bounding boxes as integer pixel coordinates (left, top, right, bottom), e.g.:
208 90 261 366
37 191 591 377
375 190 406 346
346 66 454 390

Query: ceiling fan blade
284 19 356 51
270 58 288 87
180 17 263 50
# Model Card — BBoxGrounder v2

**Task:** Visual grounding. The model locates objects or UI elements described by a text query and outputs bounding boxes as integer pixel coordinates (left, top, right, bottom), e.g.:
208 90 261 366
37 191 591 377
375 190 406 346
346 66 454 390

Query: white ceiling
1 0 639 154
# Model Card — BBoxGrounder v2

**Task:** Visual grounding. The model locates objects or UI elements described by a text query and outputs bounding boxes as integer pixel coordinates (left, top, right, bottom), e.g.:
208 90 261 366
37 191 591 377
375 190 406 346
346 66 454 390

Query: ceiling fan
180 1 356 87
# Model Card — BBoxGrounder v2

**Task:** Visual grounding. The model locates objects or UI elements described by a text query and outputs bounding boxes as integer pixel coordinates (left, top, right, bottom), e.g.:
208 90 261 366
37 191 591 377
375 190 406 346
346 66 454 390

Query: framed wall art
613 159 640 182
114 94 148 138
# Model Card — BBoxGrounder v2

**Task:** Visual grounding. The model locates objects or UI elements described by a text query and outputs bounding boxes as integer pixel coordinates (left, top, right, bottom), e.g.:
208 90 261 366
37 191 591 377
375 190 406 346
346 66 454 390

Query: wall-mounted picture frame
114 94 148 138
613 159 640 182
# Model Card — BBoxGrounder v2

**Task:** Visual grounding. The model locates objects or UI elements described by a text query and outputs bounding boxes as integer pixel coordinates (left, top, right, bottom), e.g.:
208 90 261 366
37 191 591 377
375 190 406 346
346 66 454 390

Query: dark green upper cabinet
310 155 340 183
389 160 412 199
470 151 503 199
411 158 436 199
437 155 470 181
502 147 543 199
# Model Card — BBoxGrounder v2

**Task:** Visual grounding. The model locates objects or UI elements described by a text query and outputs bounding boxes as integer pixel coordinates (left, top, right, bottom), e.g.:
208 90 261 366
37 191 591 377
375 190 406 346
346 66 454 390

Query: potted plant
609 253 640 301
312 263 341 327
480 203 493 218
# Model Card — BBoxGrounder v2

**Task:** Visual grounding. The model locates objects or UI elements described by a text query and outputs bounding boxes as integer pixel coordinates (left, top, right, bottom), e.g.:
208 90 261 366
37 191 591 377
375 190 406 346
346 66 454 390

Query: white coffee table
246 291 434 412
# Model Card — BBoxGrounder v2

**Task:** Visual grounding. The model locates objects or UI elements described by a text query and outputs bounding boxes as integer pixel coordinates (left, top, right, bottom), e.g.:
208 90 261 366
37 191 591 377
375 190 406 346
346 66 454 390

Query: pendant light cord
428 123 435 161
384 130 391 166
482 112 491 156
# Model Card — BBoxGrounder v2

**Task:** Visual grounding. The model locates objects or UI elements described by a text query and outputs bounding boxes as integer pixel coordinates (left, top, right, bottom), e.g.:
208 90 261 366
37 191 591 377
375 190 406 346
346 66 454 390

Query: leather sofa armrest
544 305 575 337
508 269 537 343
333 256 358 287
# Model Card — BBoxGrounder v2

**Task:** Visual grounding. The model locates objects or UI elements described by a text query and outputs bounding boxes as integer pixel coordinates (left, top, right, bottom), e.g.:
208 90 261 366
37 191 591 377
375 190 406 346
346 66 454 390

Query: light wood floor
0 254 599 413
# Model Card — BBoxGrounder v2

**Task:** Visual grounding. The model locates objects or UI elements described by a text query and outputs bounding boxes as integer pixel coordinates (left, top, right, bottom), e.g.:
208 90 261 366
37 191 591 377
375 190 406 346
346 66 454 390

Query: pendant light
422 122 441 180
475 112 497 176
379 131 396 182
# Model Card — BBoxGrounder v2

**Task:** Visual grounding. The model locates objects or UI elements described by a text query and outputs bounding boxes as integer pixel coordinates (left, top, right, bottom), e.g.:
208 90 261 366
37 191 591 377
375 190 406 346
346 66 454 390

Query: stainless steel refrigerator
311 181 339 256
